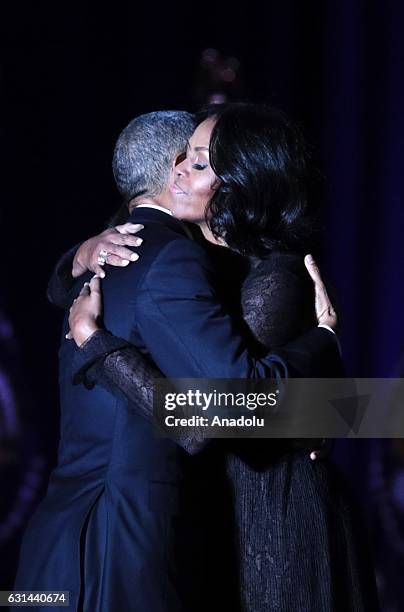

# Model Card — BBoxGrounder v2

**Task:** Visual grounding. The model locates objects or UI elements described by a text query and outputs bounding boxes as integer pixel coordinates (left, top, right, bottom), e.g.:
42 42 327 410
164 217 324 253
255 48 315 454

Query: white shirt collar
135 202 194 241
136 203 173 216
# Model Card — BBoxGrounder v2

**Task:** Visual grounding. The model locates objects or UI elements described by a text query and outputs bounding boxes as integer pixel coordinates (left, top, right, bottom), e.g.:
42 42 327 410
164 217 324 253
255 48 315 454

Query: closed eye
192 163 208 170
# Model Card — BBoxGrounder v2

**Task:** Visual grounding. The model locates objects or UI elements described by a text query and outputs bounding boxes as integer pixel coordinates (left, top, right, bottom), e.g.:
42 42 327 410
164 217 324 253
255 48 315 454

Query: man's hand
67 276 103 347
72 223 144 278
304 254 338 331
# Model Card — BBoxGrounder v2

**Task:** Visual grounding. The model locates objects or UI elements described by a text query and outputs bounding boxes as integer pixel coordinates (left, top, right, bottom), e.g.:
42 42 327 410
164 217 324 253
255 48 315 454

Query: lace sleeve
82 339 208 455
241 256 316 350
240 257 325 454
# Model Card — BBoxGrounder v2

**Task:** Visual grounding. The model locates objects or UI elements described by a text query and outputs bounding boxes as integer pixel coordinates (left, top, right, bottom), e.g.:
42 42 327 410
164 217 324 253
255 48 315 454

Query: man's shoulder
113 224 212 299
134 229 217 303
141 223 209 263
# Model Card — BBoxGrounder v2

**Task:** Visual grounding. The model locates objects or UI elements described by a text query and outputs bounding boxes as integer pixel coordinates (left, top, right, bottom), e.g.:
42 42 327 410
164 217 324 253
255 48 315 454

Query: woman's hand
67 276 103 347
72 222 144 278
304 254 338 331
309 439 334 461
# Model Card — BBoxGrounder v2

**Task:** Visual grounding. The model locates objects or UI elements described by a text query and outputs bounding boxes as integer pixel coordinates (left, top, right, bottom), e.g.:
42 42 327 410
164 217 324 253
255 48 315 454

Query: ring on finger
97 248 109 266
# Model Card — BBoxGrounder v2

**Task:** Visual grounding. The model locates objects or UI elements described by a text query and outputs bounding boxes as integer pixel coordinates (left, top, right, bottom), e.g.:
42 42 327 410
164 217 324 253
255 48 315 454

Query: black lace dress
73 251 379 612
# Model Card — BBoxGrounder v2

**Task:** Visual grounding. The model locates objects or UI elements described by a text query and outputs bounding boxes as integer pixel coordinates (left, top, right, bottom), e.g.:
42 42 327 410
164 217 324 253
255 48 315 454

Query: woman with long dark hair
65 103 378 611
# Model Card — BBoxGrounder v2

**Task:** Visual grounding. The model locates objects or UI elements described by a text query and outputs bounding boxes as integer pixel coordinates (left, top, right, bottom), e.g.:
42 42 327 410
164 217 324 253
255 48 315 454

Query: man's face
167 118 218 223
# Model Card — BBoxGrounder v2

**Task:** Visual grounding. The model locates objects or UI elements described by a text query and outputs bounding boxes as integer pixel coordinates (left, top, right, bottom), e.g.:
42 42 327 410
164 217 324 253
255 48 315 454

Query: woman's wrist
74 322 100 347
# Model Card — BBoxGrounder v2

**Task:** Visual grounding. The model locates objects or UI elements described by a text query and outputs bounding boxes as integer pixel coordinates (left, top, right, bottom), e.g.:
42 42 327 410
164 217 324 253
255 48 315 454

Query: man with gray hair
16 110 339 611
113 110 195 202
64 110 196 280
16 110 209 612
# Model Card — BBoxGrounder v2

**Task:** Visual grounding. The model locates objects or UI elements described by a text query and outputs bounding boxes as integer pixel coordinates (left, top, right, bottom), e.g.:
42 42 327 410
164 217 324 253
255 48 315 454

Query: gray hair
112 110 195 201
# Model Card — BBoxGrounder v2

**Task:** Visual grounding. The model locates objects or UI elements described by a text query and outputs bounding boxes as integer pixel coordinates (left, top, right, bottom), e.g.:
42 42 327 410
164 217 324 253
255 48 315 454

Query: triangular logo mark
329 395 371 435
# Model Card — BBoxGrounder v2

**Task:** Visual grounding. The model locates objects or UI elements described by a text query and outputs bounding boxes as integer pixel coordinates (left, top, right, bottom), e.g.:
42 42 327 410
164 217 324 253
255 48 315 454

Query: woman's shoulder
241 251 316 348
245 251 308 284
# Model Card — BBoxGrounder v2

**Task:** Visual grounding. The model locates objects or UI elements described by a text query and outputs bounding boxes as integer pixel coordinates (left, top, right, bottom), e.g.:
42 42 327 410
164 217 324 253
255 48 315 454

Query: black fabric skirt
225 446 380 612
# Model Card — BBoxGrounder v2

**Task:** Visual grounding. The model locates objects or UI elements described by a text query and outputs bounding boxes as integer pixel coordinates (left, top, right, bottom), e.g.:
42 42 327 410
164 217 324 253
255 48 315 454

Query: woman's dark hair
197 103 319 257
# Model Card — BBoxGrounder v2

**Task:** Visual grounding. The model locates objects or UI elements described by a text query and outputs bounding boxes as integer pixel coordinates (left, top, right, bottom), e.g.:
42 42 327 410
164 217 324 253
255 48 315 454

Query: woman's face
169 118 218 223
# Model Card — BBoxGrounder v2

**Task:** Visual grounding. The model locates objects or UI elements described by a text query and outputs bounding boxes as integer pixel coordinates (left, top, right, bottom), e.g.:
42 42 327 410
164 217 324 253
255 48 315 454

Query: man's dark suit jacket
15 207 340 612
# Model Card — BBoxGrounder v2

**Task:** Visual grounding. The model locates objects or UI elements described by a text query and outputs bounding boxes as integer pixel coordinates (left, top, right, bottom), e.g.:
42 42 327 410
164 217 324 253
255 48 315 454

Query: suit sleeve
47 243 82 308
134 238 339 379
